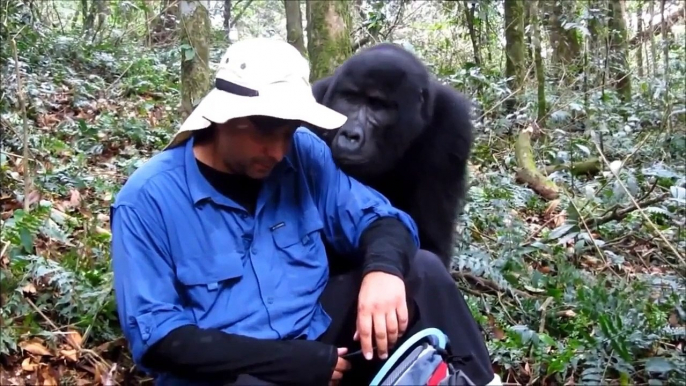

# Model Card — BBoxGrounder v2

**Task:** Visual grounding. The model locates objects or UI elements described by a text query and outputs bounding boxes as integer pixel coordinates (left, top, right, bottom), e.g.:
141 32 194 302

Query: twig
229 0 254 29
592 138 685 265
522 212 564 244
588 193 671 228
24 297 109 368
451 271 534 299
10 37 31 213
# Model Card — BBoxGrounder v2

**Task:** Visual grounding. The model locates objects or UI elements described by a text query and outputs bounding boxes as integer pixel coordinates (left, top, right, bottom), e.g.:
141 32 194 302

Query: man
111 38 500 386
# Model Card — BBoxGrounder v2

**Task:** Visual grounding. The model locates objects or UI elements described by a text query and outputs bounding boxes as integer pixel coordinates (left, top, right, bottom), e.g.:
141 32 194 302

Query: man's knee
404 249 455 295
409 249 452 279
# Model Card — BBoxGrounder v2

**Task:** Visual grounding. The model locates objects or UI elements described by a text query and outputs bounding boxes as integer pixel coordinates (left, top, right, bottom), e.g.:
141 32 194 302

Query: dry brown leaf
487 314 506 340
40 368 58 386
59 349 79 362
69 189 82 208
21 357 37 372
96 213 110 224
19 339 53 356
553 213 566 227
558 309 577 318
23 190 41 207
545 199 560 218
65 330 83 349
21 282 37 295
523 361 531 376
100 363 117 385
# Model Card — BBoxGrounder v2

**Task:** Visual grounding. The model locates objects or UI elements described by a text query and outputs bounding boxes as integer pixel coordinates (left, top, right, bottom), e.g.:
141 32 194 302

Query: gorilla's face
319 45 430 178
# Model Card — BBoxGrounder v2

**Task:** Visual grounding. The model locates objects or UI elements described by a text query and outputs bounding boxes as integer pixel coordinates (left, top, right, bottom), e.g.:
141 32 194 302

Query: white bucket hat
164 37 347 150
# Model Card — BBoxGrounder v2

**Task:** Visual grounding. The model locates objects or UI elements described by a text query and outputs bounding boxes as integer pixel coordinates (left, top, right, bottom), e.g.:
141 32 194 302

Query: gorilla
307 43 474 269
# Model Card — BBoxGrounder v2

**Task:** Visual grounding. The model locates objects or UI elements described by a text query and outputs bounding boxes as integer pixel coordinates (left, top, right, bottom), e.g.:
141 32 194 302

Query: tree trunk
545 1 582 73
636 1 644 77
587 0 604 54
83 0 96 32
223 0 231 40
464 3 481 66
285 0 307 57
531 0 546 124
504 0 525 113
607 0 631 102
648 0 657 75
306 0 353 82
179 0 213 120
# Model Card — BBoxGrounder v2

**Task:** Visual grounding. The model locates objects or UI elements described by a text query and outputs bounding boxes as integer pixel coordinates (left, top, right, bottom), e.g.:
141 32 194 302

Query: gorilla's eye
340 90 358 101
367 97 388 110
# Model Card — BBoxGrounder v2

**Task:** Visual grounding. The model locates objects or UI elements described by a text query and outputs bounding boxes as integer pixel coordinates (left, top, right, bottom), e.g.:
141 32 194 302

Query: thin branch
229 0 254 29
587 193 672 228
10 37 31 212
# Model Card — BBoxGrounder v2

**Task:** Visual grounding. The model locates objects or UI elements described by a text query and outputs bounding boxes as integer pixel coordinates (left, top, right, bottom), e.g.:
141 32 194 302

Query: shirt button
267 297 274 304
240 213 248 219
251 247 258 254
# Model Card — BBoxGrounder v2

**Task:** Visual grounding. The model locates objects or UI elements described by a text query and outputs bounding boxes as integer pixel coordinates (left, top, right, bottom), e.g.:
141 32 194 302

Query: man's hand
355 271 408 361
330 347 351 386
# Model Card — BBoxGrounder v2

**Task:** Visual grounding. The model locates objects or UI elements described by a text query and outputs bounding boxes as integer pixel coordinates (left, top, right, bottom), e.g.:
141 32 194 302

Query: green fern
1 203 52 254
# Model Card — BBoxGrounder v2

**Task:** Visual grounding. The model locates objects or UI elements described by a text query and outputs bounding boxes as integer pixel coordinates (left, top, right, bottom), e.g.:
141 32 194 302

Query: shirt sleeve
110 200 195 366
294 129 420 260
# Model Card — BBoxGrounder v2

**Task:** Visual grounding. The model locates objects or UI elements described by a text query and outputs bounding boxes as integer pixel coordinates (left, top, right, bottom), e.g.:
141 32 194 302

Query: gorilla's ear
311 76 333 103
419 87 434 123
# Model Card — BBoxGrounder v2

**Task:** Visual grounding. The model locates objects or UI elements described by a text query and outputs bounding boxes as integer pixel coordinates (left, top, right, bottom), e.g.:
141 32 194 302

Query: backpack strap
369 328 449 386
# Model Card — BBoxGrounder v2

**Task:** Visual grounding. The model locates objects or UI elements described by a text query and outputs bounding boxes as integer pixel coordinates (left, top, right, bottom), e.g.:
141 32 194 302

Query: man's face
215 116 300 179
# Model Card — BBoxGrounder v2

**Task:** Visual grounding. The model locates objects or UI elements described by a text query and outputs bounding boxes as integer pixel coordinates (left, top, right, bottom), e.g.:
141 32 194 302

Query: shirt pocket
175 252 245 295
271 208 326 271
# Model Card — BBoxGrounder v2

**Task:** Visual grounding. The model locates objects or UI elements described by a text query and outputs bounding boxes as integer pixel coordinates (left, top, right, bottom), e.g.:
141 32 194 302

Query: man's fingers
386 311 399 348
331 370 344 381
397 299 409 336
357 311 374 360
336 357 352 372
373 312 388 360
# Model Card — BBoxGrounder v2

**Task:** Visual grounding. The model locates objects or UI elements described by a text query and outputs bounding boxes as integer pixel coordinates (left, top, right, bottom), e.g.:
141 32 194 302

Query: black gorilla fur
307 43 474 269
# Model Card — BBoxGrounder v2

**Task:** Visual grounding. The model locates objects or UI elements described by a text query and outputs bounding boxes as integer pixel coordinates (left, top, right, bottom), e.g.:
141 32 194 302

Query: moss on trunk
608 0 632 102
543 157 601 176
179 0 212 120
515 127 560 200
531 0 546 123
504 0 525 112
306 0 352 82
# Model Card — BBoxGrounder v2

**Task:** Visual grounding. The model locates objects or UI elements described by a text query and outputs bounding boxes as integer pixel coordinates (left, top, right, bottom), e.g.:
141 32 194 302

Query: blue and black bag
369 328 480 386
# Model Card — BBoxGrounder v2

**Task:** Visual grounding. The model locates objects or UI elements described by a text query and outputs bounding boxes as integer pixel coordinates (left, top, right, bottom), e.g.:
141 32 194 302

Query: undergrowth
1 2 685 385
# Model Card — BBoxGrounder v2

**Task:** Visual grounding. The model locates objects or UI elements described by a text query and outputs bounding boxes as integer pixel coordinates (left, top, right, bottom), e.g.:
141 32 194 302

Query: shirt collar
183 134 295 207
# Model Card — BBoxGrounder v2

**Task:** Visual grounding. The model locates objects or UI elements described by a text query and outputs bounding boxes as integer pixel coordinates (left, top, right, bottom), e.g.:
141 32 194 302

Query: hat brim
164 88 347 150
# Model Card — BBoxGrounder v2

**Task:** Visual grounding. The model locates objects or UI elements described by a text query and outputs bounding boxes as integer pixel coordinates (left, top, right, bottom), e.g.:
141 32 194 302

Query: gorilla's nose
336 127 364 151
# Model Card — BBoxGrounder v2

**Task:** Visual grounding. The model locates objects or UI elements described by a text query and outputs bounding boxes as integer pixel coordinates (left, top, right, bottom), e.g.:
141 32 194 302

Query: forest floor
2 23 685 386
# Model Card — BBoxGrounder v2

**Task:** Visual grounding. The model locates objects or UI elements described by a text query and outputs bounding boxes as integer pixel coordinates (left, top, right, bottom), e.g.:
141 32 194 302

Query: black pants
232 249 495 385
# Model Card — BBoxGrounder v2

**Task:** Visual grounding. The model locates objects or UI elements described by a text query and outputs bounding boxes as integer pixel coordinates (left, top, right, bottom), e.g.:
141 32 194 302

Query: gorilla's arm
410 83 474 267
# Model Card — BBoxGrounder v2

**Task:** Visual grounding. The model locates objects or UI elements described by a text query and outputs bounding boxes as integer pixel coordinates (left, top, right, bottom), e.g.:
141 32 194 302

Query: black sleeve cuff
143 325 338 385
359 217 418 279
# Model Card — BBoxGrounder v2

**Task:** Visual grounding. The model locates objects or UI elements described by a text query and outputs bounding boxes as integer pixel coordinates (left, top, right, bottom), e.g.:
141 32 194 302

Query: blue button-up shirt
110 128 419 378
